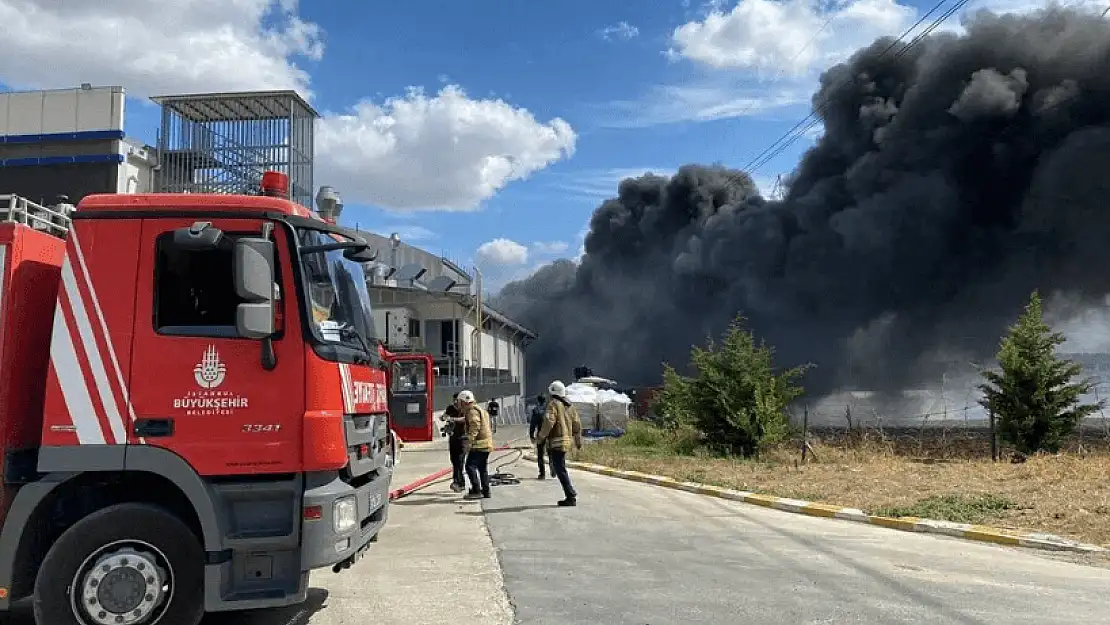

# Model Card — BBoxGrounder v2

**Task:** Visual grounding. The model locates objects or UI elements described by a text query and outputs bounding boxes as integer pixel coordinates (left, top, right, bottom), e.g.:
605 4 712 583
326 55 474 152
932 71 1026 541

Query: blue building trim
0 130 125 144
0 154 124 167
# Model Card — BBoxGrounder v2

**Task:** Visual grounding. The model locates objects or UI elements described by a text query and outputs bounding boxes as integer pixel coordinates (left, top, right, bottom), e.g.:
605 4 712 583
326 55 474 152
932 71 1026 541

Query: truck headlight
333 496 357 533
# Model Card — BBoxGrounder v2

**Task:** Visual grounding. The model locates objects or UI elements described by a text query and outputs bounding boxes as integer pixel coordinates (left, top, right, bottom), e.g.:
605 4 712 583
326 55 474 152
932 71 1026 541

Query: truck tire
32 502 205 625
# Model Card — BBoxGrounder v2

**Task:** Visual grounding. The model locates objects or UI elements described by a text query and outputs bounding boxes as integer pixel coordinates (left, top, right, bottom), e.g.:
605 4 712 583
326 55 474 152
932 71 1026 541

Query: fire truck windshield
296 228 378 359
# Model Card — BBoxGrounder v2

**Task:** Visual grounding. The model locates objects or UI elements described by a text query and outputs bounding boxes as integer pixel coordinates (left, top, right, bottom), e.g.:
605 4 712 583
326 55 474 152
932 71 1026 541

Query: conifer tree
979 291 1101 454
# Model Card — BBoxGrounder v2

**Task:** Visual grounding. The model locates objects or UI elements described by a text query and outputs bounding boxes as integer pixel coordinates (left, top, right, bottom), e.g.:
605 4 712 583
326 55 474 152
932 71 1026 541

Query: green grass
609 421 703 456
872 494 1018 524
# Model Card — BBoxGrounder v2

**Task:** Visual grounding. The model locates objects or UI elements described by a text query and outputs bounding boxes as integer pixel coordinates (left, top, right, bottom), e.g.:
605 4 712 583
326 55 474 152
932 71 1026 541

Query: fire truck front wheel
32 502 205 625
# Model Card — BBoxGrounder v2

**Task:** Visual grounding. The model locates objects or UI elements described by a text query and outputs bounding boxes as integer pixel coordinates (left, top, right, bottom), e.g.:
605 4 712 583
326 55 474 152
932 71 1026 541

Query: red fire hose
388 467 452 500
388 444 518 501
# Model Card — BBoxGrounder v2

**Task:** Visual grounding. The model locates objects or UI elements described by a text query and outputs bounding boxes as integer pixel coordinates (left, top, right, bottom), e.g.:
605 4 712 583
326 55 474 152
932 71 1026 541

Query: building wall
364 249 533 418
461 318 475 364
0 86 156 203
520 346 527 396
508 332 520 379
0 162 119 204
423 319 442 358
119 140 156 193
480 326 496 369
0 86 124 136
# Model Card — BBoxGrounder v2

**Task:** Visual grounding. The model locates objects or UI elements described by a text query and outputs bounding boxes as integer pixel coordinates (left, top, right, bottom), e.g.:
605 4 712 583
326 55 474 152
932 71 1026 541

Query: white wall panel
461 320 475 362
0 87 124 136
480 330 496 368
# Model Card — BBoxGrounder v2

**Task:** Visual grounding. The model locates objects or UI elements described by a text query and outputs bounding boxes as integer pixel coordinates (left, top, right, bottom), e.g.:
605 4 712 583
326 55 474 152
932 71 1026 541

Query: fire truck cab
0 173 413 624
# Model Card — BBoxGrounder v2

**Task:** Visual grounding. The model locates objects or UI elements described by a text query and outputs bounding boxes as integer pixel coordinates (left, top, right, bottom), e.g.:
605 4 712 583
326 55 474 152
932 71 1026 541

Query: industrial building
358 229 536 423
0 84 536 428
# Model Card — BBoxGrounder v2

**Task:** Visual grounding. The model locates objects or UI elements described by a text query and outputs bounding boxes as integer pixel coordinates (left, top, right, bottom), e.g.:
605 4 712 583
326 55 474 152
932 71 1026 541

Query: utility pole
771 174 784 201
474 266 484 386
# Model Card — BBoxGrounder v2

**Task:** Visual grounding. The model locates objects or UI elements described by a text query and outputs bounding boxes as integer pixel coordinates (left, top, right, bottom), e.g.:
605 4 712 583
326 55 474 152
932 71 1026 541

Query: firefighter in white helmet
534 380 583 506
457 389 494 499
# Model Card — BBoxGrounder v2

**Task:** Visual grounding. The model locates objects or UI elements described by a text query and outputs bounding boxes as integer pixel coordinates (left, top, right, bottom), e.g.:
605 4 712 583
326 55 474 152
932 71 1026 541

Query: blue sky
0 0 1078 289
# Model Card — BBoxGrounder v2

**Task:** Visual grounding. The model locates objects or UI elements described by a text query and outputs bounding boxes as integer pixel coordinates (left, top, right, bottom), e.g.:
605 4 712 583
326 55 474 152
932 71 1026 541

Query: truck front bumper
301 469 392 571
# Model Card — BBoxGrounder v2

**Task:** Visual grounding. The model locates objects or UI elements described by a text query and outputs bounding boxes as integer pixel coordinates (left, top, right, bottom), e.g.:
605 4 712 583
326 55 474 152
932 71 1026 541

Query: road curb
522 453 1106 554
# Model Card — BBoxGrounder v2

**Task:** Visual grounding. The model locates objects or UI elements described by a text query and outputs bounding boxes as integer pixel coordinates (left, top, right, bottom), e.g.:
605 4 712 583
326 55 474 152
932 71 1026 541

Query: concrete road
203 432 525 625
485 455 1110 625
8 431 524 625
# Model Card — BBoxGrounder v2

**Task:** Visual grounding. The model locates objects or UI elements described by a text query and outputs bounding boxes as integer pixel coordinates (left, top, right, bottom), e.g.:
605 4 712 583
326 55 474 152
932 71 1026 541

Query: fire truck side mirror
233 237 276 339
343 246 377 263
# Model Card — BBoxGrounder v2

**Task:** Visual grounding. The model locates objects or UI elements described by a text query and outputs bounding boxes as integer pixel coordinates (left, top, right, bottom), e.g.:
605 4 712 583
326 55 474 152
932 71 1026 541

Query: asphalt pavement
12 423 1110 624
484 451 1110 625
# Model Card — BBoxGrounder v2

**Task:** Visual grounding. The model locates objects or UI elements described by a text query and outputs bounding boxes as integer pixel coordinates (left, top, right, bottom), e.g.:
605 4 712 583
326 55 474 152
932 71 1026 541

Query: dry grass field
576 424 1110 548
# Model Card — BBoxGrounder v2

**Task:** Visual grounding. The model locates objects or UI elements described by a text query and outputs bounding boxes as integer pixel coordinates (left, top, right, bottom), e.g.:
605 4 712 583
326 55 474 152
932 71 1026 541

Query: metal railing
433 367 518 387
0 195 71 237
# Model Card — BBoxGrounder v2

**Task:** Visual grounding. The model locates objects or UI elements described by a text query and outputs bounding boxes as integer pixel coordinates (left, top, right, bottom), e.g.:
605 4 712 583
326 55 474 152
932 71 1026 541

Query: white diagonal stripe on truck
61 255 126 445
50 290 106 445
339 363 355 414
71 231 141 443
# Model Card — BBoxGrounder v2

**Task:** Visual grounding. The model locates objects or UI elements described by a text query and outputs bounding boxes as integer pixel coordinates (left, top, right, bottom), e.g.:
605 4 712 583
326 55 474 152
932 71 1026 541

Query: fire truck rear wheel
32 502 205 625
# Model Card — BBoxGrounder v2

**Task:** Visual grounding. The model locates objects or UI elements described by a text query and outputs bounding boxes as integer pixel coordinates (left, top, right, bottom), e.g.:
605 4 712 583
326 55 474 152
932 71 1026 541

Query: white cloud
575 221 591 262
972 0 1107 20
599 21 640 41
550 166 674 199
621 0 1094 127
0 0 322 95
532 240 569 254
481 261 549 295
669 0 1105 78
476 238 529 266
603 81 807 127
0 2 576 213
670 0 914 76
315 85 577 211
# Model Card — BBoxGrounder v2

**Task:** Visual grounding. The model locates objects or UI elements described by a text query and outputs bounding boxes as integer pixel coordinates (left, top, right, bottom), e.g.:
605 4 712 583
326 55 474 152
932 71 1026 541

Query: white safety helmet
457 389 476 404
548 380 566 397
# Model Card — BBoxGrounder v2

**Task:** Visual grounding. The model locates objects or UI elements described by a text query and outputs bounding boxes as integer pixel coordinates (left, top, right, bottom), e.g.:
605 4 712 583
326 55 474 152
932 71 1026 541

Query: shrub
653 315 810 457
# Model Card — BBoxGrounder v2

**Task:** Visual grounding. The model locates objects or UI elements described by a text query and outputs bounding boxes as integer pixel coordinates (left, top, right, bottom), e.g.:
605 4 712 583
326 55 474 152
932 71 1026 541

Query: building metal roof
368 284 537 340
150 90 319 122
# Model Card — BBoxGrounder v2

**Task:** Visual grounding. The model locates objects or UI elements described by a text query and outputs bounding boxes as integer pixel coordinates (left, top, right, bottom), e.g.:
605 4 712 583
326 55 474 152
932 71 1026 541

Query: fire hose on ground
389 443 528 501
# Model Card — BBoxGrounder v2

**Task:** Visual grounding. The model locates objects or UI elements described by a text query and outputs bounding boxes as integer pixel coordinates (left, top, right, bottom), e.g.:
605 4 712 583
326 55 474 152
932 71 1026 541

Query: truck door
127 218 306 475
387 355 434 442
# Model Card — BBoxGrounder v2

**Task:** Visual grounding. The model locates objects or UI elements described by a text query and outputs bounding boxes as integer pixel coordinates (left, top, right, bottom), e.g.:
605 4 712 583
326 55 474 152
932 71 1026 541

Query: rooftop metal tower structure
152 90 318 207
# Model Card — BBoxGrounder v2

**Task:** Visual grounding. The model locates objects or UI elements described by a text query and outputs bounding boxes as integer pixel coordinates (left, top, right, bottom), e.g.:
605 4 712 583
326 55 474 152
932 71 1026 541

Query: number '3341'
243 424 282 433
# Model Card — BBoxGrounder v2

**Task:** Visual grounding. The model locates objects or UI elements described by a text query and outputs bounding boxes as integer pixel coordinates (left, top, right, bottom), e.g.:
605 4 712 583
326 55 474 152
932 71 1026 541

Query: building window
153 231 245 338
409 318 421 338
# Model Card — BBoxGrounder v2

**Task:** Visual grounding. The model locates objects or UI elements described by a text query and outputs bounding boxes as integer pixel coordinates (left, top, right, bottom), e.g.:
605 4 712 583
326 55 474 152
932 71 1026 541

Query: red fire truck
0 172 426 624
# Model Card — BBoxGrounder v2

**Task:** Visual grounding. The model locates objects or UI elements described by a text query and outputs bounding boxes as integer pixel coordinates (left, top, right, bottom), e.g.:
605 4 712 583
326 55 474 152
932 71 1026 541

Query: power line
744 0 1110 179
739 0 960 174
743 0 976 176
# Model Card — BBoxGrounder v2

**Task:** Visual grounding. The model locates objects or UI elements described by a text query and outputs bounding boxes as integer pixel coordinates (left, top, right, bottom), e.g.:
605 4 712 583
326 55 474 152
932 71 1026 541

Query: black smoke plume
495 6 1110 398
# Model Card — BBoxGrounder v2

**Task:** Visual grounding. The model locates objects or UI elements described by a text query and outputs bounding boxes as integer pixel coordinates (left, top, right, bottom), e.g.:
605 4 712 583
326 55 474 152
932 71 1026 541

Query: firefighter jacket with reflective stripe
536 396 582 452
464 405 494 451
